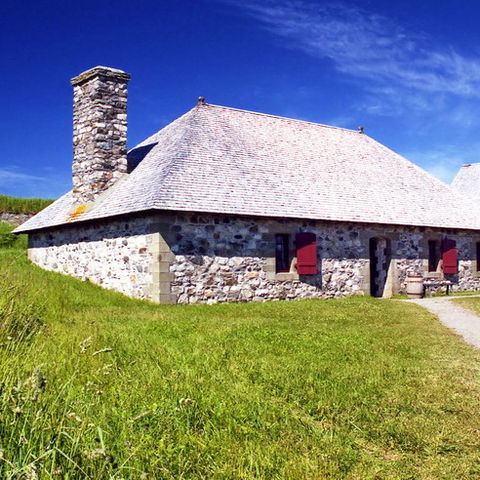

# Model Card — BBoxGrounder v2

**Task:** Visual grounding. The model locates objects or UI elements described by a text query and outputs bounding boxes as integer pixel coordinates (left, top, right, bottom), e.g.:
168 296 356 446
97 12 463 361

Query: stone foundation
27 212 480 304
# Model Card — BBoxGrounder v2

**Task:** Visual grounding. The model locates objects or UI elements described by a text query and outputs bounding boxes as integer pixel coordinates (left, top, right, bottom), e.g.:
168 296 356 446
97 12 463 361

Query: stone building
452 163 480 205
15 66 480 304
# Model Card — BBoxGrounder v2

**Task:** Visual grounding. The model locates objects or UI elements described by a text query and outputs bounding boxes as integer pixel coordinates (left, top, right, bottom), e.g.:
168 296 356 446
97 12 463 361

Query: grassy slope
0 222 27 249
0 194 53 215
2 242 480 478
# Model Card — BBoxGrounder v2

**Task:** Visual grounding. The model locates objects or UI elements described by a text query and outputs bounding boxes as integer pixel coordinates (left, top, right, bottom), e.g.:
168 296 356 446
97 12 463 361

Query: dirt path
407 295 480 348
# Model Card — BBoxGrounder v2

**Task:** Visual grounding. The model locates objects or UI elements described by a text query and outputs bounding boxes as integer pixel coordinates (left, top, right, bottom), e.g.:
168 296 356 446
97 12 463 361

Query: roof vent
198 96 205 105
357 126 364 134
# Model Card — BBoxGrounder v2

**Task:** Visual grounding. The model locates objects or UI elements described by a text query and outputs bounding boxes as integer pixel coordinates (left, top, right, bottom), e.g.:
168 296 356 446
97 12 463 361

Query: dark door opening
369 237 391 297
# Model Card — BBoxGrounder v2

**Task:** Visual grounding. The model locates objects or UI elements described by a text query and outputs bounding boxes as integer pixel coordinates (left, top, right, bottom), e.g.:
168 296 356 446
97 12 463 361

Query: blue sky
1 0 480 198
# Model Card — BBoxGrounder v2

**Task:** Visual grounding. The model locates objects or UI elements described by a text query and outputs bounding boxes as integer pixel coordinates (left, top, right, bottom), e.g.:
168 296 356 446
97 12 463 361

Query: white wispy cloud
0 168 65 198
226 0 480 105
217 0 480 181
0 168 45 184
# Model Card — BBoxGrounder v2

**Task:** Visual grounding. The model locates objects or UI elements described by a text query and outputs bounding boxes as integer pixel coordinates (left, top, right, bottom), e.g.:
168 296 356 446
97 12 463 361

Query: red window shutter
442 238 458 274
296 232 317 275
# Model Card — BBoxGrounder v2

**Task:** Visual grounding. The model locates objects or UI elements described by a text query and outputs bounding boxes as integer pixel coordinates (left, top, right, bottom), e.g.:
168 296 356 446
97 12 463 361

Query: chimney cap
71 66 131 86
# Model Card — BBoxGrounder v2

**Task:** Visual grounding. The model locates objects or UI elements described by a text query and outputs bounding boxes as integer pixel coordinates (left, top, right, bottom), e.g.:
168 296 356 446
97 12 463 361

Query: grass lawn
393 290 480 300
0 195 53 215
2 231 480 478
453 297 480 315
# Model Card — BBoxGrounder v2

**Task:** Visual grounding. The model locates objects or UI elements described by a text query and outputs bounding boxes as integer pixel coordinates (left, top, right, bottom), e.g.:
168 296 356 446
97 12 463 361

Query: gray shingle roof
14 103 480 233
452 163 480 205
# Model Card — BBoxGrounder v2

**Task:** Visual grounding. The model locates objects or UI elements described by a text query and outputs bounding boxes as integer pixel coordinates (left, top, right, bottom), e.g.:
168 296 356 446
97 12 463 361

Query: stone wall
28 216 156 300
161 213 480 304
71 67 131 204
456 235 480 291
0 213 33 226
27 212 480 304
166 215 368 303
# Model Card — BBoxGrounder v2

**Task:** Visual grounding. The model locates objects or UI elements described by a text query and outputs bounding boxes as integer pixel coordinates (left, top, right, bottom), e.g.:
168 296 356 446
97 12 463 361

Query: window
428 240 440 272
476 242 480 272
275 234 290 273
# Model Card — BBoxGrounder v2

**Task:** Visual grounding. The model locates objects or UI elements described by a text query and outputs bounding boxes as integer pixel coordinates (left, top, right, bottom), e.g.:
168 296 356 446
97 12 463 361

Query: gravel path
407 295 480 348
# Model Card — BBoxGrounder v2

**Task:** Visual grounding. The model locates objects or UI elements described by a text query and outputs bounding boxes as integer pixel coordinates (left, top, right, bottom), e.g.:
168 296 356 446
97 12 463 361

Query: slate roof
15 103 480 233
452 163 480 205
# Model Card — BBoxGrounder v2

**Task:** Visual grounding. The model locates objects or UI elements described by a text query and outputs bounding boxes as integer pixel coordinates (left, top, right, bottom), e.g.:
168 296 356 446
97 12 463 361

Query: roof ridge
366 137 478 202
130 106 198 151
459 162 480 167
203 103 359 134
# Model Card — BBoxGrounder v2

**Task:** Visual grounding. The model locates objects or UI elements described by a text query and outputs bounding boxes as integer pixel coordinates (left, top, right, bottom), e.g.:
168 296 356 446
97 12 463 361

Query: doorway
369 237 391 298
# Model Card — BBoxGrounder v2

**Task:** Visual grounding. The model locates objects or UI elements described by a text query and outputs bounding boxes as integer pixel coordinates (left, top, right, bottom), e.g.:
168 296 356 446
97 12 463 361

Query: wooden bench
423 279 452 297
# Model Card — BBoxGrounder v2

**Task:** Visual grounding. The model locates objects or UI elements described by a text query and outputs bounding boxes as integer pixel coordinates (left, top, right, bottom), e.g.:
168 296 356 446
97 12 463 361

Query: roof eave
14 206 480 235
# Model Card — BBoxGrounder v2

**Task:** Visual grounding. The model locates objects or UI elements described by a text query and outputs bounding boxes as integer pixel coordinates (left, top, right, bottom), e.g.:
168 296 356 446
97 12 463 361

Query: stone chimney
71 66 131 204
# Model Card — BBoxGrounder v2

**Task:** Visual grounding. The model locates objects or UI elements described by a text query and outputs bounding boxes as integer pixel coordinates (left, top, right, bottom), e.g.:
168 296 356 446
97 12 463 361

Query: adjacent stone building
15 66 480 303
452 163 480 205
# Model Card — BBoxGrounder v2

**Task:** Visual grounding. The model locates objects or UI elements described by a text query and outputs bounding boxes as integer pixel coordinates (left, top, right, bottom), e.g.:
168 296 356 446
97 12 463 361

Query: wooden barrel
406 274 424 299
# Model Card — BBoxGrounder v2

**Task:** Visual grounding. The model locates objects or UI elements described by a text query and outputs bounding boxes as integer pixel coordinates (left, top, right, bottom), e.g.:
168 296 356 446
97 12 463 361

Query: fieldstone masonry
71 66 131 204
27 212 480 304
0 213 33 226
28 216 157 300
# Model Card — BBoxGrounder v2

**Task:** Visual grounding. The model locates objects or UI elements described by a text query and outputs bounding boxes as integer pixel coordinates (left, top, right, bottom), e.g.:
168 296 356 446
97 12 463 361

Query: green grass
2 243 480 478
444 291 480 297
453 296 480 314
394 290 480 300
0 222 27 249
428 290 480 298
0 194 53 215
